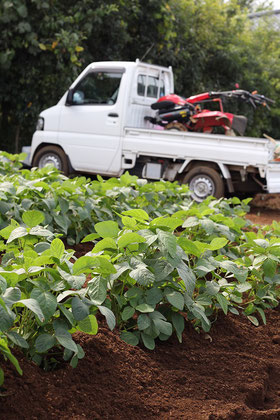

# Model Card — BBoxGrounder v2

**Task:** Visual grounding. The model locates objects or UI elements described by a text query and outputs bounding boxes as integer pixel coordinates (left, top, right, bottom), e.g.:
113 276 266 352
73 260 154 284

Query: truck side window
147 76 159 98
159 79 165 97
137 75 146 96
72 71 123 105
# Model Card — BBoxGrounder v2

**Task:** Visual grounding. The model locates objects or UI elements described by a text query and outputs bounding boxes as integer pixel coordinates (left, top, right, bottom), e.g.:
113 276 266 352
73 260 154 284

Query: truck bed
123 128 275 168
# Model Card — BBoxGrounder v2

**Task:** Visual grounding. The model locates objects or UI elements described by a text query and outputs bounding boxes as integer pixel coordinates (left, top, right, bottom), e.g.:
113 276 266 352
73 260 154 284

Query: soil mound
2 309 280 420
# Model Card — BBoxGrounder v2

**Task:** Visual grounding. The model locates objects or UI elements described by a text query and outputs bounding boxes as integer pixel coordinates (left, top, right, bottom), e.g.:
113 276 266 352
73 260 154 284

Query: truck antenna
141 43 155 62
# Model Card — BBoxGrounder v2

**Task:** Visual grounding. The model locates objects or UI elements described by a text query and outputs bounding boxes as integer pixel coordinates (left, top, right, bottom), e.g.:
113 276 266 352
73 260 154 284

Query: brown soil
2 310 280 420
2 201 280 420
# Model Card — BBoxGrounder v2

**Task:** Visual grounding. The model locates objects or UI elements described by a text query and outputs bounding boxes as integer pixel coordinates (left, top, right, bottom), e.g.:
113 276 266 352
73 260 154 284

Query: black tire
183 165 224 202
33 146 69 175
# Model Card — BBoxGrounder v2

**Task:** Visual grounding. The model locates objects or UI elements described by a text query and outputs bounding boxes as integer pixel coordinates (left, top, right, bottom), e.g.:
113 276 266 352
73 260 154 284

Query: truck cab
30 60 174 176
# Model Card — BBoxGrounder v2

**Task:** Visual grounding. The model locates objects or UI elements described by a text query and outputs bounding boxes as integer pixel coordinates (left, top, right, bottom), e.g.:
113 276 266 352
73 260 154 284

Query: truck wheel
165 122 187 131
33 146 69 175
183 166 224 202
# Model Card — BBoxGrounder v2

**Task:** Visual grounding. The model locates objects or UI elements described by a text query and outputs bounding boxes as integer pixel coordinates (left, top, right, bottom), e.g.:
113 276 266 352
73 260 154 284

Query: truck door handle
108 113 119 118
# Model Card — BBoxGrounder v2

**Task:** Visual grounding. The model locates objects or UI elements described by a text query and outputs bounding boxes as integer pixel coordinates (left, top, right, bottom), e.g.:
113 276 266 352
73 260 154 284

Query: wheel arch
178 160 234 193
31 143 74 173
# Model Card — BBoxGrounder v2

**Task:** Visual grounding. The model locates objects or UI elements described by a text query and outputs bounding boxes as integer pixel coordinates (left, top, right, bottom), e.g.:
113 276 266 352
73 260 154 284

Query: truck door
58 68 125 174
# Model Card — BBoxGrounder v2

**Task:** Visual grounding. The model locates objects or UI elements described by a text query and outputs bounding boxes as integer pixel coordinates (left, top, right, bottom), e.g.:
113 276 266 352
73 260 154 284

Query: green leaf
135 303 154 313
71 296 89 321
177 262 196 297
208 237 228 251
98 305 116 330
77 315 98 335
3 287 21 307
152 318 172 336
146 287 163 305
121 306 135 321
81 233 100 243
122 209 149 221
182 217 199 228
141 332 155 350
256 307 266 325
19 298 45 322
94 221 119 238
88 277 107 305
22 210 44 228
6 331 29 349
118 232 146 248
157 230 177 258
247 315 259 326
54 320 78 353
54 214 70 234
72 256 116 275
205 281 220 296
35 334 56 353
165 290 184 310
172 312 185 343
30 289 57 322
120 331 139 346
263 258 277 278
151 217 183 231
177 237 202 257
0 306 16 331
92 238 117 252
216 294 228 315
7 227 28 243
137 314 151 330
130 264 155 286
50 238 65 259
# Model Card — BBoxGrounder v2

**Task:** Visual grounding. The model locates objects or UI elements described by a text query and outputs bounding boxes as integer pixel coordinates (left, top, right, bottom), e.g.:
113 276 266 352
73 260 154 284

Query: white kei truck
25 59 280 201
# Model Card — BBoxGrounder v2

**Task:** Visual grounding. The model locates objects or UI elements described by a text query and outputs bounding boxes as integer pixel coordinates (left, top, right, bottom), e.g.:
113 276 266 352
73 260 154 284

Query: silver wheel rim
38 153 62 170
189 175 215 202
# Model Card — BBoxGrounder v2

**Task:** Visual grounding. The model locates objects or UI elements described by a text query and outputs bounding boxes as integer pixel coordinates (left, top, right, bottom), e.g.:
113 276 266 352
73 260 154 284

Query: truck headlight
36 117 44 131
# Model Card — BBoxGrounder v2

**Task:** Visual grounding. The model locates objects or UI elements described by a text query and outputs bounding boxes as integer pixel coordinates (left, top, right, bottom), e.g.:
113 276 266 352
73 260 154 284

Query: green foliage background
1 0 280 152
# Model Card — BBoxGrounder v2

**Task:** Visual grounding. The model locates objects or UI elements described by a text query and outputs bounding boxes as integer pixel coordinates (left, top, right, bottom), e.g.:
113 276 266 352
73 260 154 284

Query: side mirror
66 89 74 106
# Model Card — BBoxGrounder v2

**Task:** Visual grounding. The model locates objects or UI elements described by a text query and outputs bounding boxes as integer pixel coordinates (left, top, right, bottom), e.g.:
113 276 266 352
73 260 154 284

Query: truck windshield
72 71 123 105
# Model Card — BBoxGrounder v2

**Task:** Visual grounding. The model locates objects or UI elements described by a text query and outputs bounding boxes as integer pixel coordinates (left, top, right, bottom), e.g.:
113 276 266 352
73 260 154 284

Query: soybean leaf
77 315 98 335
98 305 116 330
137 314 151 330
130 264 155 286
121 306 135 321
136 303 154 313
30 289 57 322
122 209 149 221
54 320 78 353
35 334 56 353
22 210 45 228
92 238 117 252
118 232 146 249
71 296 89 321
141 332 155 350
6 331 29 349
153 318 172 336
165 289 184 310
120 331 139 346
172 312 185 343
94 221 119 238
50 238 65 259
0 306 16 331
177 261 196 297
157 230 177 258
216 294 228 315
208 237 228 251
88 277 107 305
19 298 45 322
7 227 28 243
